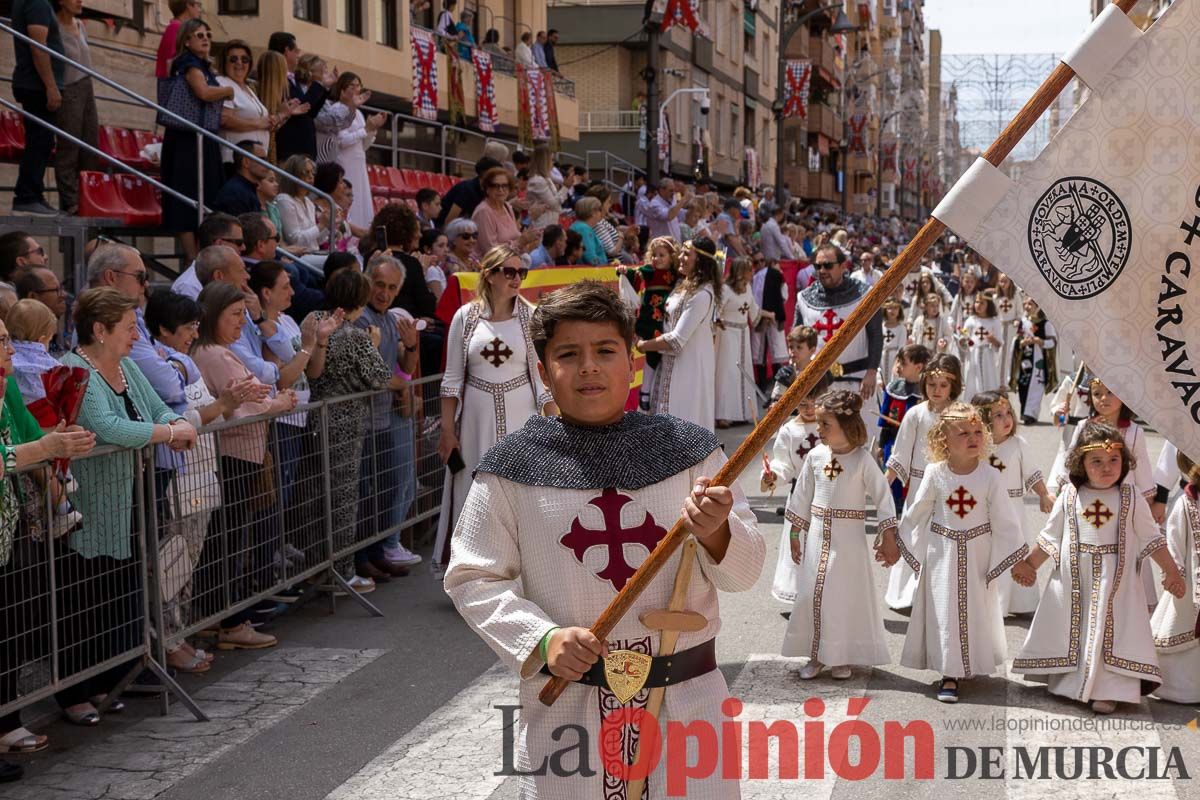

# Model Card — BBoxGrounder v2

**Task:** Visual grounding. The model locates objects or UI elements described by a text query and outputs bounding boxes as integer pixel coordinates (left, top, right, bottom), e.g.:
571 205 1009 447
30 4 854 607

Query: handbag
158 533 193 604
156 74 221 133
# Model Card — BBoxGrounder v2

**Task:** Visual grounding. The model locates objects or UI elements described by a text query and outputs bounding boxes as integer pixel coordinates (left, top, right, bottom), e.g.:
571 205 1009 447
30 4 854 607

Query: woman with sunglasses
161 19 233 261
215 40 272 171
638 236 722 432
433 245 553 577
444 218 481 274
471 167 542 260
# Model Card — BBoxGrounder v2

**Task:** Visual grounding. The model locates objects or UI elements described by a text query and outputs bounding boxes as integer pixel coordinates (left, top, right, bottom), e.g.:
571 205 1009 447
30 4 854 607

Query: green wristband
539 627 559 662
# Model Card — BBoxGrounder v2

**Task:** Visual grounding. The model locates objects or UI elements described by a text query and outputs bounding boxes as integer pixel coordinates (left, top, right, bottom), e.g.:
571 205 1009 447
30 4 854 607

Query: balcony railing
424 26 576 98
580 110 641 132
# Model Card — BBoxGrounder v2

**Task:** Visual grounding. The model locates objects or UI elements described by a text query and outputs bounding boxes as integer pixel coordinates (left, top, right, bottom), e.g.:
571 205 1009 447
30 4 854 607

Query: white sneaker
346 575 375 594
799 660 824 680
383 543 422 566
830 665 852 680
1091 700 1117 714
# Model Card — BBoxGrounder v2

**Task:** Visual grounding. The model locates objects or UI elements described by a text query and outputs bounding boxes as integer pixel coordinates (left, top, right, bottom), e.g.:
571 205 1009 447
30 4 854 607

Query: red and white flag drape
782 60 812 119
902 156 917 185
660 0 701 32
526 67 551 141
744 147 760 189
410 29 438 121
882 141 898 174
472 49 497 133
849 114 868 155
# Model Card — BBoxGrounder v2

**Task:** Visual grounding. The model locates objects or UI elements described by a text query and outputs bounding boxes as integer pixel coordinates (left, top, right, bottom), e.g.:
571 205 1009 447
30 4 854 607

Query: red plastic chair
78 171 135 222
98 126 128 162
0 111 21 160
115 174 162 227
372 195 389 215
132 129 160 152
436 174 455 194
368 164 390 196
381 167 405 198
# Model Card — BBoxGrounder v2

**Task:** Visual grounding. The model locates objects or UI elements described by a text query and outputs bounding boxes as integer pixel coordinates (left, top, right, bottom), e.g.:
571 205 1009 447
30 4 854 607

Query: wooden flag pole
538 0 1139 707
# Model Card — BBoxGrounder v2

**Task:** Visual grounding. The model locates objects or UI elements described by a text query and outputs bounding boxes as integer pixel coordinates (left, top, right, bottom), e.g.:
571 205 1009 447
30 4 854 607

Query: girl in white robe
883 353 963 609
435 251 552 573
993 276 1021 389
714 257 767 426
780 391 898 679
1012 426 1186 713
972 391 1054 616
761 381 828 604
897 402 1028 703
1150 453 1200 704
948 270 980 338
880 299 909 388
956 293 1002 402
911 293 952 355
642 238 721 432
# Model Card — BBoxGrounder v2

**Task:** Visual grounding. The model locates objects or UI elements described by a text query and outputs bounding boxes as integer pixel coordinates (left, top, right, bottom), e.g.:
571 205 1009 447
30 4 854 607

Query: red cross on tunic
823 459 844 480
559 489 668 592
946 486 977 519
813 308 844 343
988 454 1006 473
797 432 820 458
1082 499 1113 528
481 337 513 368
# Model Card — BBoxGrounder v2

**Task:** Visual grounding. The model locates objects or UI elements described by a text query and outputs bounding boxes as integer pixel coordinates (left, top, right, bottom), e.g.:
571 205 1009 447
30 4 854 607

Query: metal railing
580 110 641 132
0 375 445 724
0 20 338 250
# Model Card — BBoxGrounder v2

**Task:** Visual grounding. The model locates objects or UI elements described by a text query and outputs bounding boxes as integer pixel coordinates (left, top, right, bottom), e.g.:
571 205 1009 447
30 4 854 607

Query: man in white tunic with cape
446 282 764 800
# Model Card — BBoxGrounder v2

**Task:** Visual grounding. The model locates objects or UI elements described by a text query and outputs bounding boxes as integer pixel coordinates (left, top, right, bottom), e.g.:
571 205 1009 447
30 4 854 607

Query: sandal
936 678 959 704
166 649 211 674
89 695 125 714
64 704 99 726
0 728 48 754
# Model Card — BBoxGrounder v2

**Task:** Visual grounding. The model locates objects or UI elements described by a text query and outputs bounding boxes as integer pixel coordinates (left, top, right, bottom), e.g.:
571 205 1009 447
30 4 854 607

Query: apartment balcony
808 103 842 142
810 35 841 81
580 110 641 132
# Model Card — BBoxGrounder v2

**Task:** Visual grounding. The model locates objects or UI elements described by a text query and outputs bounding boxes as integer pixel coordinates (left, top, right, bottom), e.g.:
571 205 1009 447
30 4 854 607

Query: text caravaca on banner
435 267 646 403
931 0 1200 464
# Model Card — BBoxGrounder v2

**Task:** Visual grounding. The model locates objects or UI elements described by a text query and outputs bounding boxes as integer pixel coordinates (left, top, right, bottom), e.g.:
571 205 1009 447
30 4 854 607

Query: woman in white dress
214 40 272 166
315 72 386 232
715 256 768 427
639 236 721 431
434 245 555 574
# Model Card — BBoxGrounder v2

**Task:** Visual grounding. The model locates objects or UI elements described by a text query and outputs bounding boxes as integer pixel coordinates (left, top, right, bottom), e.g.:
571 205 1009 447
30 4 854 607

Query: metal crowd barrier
0 375 445 724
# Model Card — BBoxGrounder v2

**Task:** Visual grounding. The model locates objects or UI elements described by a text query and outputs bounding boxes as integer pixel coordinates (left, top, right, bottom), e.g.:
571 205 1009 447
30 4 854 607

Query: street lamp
656 87 710 180
772 2 856 196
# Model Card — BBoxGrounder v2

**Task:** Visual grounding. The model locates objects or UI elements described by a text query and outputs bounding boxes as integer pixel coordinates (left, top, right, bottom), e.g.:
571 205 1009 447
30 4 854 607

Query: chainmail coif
474 412 721 490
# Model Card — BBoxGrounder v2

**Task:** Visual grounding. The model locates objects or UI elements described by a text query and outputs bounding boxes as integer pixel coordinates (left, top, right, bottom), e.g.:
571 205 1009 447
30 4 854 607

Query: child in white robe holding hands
1150 449 1200 704
780 390 900 679
897 402 1028 703
1012 424 1185 714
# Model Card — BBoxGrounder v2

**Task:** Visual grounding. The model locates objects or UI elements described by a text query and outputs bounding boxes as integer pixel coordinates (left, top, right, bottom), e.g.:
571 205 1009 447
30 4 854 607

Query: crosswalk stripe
325 662 516 800
0 648 383 800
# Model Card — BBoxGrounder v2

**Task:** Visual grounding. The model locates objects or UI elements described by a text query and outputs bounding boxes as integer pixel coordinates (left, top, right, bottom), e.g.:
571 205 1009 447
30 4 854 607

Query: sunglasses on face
489 183 511 191
227 55 251 64
814 261 840 270
21 246 45 258
498 266 528 281
114 269 150 285
193 30 211 40
458 232 478 239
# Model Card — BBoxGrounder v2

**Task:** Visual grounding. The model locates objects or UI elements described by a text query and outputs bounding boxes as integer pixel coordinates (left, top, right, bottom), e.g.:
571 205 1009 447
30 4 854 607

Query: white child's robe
881 321 909 385
994 293 1021 387
780 445 897 666
714 287 760 424
650 285 718 431
1150 490 1200 703
958 314 1002 401
445 413 765 800
767 418 822 604
911 313 952 354
898 460 1028 678
1013 484 1167 704
988 435 1046 616
884 402 943 609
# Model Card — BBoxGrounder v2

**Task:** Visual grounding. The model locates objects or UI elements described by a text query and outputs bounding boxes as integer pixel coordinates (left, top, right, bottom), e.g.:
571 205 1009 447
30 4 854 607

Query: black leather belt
831 356 871 379
540 639 717 690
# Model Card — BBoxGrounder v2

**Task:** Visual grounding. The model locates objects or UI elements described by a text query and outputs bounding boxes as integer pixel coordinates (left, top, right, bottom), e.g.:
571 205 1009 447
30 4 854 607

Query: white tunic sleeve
441 306 468 399
1128 425 1155 500
769 427 799 484
783 451 818 561
690 450 765 592
444 474 560 679
860 453 898 533
1154 442 1179 492
985 468 1031 584
659 288 714 355
1129 484 1168 564
1163 498 1189 576
1016 435 1045 495
1047 424 1082 494
886 405 920 484
1035 492 1070 570
897 466 938 573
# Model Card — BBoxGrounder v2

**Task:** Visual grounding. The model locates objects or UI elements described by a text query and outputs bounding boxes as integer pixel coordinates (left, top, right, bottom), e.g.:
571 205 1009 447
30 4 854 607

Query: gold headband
925 369 954 380
941 410 977 422
1088 378 1104 389
1079 439 1123 454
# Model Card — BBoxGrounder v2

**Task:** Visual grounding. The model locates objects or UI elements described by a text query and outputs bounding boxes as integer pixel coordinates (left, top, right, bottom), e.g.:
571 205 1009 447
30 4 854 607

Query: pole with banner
538 0 1143 707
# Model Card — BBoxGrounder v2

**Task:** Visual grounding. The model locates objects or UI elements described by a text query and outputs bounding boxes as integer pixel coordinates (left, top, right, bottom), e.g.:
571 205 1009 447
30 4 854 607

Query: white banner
946 0 1200 462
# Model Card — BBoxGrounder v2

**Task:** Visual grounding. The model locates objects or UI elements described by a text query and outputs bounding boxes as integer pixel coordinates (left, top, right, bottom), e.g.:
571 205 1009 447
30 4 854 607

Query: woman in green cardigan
0 318 95 753
57 288 197 726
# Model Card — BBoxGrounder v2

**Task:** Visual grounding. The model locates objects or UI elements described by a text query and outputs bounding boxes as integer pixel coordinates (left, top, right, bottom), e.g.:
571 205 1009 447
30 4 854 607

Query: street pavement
2 402 1198 800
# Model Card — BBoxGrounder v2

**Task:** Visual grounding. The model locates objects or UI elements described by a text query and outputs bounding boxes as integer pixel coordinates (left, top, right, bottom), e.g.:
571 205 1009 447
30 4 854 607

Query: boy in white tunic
1012 426 1185 714
445 281 764 800
780 390 900 679
761 373 831 604
897 402 1028 703
971 391 1054 616
883 353 962 609
1150 450 1200 704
